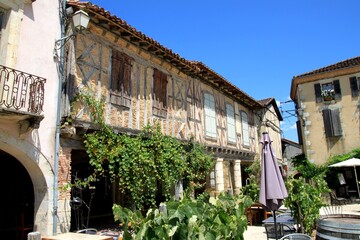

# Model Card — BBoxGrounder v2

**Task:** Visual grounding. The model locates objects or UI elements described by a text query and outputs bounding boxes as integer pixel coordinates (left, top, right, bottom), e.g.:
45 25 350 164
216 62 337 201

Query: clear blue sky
89 0 360 142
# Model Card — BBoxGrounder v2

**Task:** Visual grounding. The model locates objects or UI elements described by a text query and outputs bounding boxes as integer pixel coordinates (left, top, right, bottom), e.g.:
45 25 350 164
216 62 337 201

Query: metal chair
279 233 312 240
264 223 295 240
329 190 349 205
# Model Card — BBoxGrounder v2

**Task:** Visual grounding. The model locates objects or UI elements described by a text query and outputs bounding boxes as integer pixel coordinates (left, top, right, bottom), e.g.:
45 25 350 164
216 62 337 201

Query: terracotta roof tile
66 1 263 109
294 56 360 78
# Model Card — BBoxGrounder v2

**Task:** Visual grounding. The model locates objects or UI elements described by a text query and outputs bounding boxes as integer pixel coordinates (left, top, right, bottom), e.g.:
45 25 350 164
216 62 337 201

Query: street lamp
55 9 90 47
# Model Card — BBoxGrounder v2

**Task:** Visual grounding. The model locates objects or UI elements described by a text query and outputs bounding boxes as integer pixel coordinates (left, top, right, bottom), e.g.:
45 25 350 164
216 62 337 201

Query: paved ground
243 203 360 240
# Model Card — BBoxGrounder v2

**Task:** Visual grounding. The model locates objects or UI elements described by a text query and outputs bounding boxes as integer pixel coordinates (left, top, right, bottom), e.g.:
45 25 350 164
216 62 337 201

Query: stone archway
0 131 55 237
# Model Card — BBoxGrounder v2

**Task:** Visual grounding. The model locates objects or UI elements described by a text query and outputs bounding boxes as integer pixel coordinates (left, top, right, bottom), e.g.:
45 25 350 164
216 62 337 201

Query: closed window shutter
204 93 217 138
349 77 359 97
152 69 167 118
333 80 341 99
331 109 342 136
110 50 132 107
323 109 333 137
111 51 122 92
323 109 342 137
241 111 249 146
314 83 322 103
226 104 236 142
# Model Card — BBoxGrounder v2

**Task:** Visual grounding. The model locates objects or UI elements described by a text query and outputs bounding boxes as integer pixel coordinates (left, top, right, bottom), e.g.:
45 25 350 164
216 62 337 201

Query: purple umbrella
259 132 288 239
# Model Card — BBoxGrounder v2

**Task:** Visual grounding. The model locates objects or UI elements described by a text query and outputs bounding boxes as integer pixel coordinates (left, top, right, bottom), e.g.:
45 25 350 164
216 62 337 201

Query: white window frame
226 103 236 143
241 111 250 146
204 92 217 138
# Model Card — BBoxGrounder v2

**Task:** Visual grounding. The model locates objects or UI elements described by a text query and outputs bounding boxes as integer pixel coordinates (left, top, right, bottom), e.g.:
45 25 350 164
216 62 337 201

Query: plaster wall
297 73 360 164
0 0 62 236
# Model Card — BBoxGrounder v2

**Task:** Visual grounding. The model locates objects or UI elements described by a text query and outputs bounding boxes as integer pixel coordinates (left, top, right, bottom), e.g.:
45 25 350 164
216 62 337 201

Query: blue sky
89 0 360 142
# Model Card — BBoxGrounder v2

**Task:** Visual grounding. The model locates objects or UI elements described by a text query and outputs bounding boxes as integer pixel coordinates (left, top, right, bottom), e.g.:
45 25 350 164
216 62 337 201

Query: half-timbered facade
56 1 283 232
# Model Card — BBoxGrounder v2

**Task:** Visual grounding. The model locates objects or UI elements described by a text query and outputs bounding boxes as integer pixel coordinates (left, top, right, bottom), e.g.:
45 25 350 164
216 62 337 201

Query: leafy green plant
285 175 329 235
241 159 260 202
71 92 214 210
113 193 252 240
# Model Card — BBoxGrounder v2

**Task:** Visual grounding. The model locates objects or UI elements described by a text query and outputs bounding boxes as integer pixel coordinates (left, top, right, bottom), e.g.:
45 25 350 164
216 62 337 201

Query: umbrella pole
353 166 360 198
273 210 278 240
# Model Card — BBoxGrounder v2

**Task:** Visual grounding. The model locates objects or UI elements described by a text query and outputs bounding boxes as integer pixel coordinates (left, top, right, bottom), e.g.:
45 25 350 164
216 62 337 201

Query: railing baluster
0 64 46 114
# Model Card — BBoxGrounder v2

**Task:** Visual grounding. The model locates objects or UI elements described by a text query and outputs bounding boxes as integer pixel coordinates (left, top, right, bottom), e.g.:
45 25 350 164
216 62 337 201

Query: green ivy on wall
72 92 214 210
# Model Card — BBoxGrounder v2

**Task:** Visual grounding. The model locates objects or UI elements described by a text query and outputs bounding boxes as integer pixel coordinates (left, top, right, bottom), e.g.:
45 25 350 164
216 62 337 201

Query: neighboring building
0 0 61 238
291 56 360 164
281 138 302 175
51 1 284 231
257 97 283 164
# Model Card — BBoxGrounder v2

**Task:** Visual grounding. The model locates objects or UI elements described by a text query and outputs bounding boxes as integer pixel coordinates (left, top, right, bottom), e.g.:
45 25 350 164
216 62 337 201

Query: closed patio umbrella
259 132 288 240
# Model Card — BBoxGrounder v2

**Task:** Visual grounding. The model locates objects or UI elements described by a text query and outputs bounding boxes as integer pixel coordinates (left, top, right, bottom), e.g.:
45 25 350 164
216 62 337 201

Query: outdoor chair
279 233 312 240
329 190 349 205
264 223 295 240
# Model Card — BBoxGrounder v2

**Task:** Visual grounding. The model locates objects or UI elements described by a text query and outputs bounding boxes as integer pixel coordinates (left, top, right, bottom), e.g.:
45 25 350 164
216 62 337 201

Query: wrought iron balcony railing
0 64 46 115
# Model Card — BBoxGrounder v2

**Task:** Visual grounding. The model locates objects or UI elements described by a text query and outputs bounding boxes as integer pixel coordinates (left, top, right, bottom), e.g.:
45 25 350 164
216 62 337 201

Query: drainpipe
53 0 66 235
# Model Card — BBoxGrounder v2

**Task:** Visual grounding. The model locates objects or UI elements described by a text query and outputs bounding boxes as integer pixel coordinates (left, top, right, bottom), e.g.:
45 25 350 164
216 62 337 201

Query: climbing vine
72 92 214 210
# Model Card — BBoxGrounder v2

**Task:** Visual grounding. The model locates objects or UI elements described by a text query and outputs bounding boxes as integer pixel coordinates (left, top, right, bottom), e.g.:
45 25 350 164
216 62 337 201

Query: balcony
0 64 46 131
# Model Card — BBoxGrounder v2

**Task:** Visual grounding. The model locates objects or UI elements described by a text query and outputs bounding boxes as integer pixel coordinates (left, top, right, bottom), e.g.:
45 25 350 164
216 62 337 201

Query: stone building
291 56 360 164
0 0 61 237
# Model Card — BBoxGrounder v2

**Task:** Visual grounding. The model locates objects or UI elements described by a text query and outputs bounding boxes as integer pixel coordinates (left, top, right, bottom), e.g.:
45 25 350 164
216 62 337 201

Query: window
110 50 132 108
204 92 217 138
314 80 341 102
226 103 236 143
349 76 360 97
241 111 249 146
322 108 342 137
153 68 168 118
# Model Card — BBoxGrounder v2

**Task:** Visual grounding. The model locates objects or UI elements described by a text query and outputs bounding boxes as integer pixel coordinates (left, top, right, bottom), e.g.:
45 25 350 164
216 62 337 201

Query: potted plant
321 89 335 101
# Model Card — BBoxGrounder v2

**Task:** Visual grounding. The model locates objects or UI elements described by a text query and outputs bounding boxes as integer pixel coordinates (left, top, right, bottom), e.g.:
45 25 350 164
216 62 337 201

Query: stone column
234 160 242 194
215 158 224 194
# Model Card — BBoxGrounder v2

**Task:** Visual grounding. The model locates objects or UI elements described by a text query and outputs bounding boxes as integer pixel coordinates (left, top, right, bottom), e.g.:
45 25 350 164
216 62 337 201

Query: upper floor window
349 76 360 97
226 103 236 143
314 80 341 103
153 68 168 118
110 50 132 108
322 108 342 137
241 111 250 146
204 92 217 138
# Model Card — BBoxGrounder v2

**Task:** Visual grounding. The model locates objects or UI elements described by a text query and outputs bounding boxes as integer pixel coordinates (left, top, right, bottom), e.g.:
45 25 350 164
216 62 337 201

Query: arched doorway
0 150 34 239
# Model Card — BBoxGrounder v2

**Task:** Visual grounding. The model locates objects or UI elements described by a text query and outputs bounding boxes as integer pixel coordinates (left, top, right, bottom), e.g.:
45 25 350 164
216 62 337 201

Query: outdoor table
262 214 295 225
42 232 113 240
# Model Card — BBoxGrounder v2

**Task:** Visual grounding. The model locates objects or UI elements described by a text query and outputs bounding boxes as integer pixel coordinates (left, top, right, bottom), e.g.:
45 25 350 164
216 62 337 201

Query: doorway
0 150 34 239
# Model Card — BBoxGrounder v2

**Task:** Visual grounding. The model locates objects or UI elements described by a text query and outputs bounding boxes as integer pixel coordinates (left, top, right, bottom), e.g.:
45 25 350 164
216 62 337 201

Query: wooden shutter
333 80 341 100
153 69 168 118
110 50 132 107
331 109 342 136
226 104 236 143
350 77 359 97
323 109 333 137
314 83 322 103
323 109 342 137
